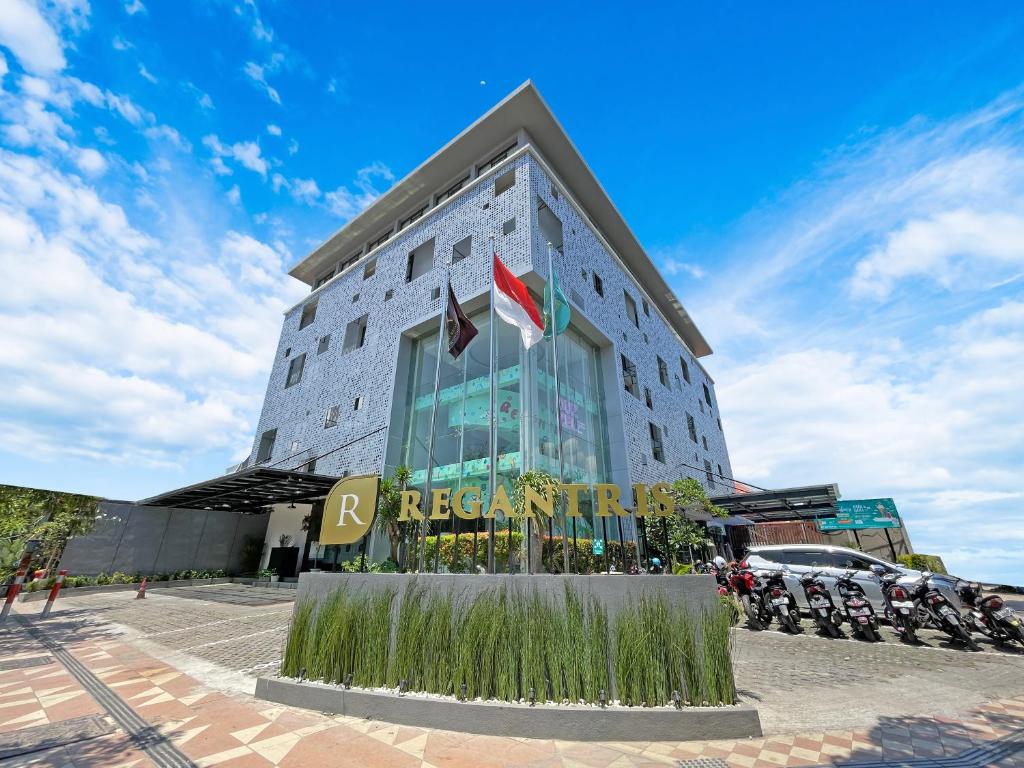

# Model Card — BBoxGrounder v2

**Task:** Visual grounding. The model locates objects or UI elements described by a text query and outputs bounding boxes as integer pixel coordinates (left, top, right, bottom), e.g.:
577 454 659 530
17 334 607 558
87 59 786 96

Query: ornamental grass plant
280 581 735 708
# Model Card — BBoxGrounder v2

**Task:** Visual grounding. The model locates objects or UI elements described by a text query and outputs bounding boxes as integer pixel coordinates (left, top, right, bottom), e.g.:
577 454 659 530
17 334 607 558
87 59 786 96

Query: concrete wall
59 501 270 576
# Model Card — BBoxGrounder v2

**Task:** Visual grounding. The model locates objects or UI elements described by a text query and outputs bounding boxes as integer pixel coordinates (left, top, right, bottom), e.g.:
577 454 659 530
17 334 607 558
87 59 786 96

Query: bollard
136 577 148 599
0 551 34 625
40 570 68 619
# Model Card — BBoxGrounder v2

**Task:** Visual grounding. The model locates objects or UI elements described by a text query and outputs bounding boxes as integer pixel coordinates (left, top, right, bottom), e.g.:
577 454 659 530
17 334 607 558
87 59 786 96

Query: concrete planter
17 577 232 602
255 676 762 741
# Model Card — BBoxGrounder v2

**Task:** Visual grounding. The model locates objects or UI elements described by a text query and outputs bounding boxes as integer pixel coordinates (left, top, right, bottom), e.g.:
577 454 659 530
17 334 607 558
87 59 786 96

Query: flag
542 269 571 340
493 252 544 348
446 284 478 359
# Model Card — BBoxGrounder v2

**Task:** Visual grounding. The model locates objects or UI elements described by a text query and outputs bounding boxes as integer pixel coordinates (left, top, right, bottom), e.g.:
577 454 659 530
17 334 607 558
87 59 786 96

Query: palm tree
375 465 412 568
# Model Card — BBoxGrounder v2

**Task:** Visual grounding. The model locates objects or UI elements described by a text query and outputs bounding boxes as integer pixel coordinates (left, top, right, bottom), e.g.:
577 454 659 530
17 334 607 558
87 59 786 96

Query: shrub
94 572 111 585
111 572 134 584
673 563 694 575
897 554 948 575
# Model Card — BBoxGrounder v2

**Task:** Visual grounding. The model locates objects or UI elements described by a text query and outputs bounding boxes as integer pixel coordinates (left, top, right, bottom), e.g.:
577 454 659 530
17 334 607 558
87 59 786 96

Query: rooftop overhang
709 484 841 524
137 468 339 514
289 81 713 358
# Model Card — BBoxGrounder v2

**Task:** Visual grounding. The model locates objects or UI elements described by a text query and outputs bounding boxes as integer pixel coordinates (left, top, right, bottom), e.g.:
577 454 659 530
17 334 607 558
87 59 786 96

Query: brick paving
1 585 1022 767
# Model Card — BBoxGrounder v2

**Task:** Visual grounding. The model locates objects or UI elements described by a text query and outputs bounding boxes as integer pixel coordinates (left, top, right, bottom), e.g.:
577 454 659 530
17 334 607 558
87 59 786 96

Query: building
229 82 733 571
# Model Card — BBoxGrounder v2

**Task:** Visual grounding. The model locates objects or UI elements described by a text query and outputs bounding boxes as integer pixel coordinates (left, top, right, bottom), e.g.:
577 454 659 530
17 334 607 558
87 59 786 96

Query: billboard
818 498 901 531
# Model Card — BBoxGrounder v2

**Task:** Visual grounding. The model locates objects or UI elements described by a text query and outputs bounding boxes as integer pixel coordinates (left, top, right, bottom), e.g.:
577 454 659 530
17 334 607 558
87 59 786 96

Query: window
703 383 713 407
621 354 640 398
624 292 639 328
317 335 330 354
298 301 317 330
313 272 333 290
283 347 291 358
367 229 392 252
649 423 665 463
285 353 306 387
699 399 705 413
406 239 435 282
592 272 604 296
343 315 368 352
384 289 394 302
702 435 708 451
304 459 317 474
353 395 363 411
431 286 441 301
644 387 653 410
642 299 650 317
686 412 697 443
502 217 516 236
717 463 723 479
680 357 691 383
352 293 359 303
657 356 670 388
551 184 559 201
338 252 360 273
717 417 723 432
452 235 471 264
363 259 377 279
324 406 339 428
255 429 276 463
436 174 469 205
494 169 515 196
290 440 300 452
399 204 428 231
537 198 563 253
674 374 681 390
703 459 714 485
476 142 517 175
644 333 649 344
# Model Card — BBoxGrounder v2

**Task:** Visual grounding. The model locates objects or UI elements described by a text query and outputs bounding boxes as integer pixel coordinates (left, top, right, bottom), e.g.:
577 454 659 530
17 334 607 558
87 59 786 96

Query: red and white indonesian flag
493 252 544 349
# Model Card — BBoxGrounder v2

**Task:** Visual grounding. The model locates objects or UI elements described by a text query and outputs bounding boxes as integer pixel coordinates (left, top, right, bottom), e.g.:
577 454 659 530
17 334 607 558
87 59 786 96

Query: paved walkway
1 586 1022 767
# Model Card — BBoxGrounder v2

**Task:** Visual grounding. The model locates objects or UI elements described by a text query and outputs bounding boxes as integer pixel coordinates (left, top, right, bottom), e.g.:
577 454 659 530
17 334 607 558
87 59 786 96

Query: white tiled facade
245 145 733 498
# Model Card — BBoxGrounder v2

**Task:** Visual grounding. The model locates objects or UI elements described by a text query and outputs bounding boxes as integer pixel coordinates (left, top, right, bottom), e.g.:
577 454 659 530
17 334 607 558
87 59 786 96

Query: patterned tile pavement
2 594 1023 767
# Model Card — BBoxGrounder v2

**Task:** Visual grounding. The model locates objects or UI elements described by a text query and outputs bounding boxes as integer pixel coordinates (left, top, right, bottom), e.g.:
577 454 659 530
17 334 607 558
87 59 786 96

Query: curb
16 577 233 602
255 676 763 742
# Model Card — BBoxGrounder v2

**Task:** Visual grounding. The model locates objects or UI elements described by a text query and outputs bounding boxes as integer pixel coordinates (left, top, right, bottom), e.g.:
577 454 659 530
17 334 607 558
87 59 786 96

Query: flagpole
420 256 451 573
546 243 570 575
486 236 497 574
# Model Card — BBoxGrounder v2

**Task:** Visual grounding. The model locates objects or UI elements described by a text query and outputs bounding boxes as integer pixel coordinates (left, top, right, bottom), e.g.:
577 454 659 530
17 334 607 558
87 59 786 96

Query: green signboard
818 498 901 531
592 538 605 556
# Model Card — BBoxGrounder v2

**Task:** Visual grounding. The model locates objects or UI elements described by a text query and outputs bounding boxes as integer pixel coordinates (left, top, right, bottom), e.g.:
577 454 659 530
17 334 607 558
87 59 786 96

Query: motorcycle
764 569 801 634
958 582 1024 647
729 567 773 630
874 566 919 643
902 571 979 651
799 570 844 638
836 569 882 642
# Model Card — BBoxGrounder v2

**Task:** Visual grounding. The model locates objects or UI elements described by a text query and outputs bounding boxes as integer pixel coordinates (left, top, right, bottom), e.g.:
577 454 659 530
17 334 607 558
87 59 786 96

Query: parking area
154 583 296 607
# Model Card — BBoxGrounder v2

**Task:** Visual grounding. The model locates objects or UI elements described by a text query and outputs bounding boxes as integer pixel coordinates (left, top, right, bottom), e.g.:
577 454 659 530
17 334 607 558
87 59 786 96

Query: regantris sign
318 475 677 544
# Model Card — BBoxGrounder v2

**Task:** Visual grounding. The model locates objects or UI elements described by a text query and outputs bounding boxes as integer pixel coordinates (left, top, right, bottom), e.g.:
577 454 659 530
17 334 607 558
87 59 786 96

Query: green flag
543 269 571 340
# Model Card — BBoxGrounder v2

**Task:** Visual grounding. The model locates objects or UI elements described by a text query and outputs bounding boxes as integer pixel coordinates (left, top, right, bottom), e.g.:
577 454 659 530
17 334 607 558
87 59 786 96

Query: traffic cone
136 577 147 599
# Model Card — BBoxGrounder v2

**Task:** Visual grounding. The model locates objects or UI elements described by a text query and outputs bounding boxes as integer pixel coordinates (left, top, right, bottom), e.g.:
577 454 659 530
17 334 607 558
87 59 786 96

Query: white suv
742 545 962 615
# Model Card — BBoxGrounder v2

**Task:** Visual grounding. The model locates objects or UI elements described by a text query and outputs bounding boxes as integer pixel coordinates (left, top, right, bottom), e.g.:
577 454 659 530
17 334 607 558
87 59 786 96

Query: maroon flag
446 284 478 359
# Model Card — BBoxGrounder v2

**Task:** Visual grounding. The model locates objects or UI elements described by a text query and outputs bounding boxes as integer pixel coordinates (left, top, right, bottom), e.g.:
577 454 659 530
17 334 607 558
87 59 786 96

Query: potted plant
255 568 275 583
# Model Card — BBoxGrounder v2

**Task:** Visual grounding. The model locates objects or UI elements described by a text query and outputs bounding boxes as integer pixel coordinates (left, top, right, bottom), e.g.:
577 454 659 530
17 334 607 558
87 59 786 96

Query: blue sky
1 2 1022 583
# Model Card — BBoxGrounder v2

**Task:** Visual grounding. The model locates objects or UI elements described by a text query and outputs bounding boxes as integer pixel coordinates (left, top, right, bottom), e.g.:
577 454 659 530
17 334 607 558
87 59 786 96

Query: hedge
418 531 639 573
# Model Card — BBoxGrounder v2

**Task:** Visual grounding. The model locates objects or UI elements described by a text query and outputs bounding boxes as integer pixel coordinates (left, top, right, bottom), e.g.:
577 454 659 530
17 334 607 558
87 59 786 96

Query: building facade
244 83 733 568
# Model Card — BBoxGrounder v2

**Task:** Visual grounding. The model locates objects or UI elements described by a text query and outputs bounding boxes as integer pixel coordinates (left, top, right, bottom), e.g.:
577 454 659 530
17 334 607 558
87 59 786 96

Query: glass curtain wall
399 310 611 572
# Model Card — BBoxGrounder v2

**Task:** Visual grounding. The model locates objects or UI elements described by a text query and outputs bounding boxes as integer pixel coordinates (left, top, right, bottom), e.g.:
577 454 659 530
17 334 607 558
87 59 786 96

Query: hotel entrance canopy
137 467 338 514
709 484 840 524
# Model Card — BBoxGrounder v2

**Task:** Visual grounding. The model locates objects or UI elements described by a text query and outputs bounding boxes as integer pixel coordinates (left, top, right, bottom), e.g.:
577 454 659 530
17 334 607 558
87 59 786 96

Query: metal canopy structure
709 484 840 524
137 468 339 513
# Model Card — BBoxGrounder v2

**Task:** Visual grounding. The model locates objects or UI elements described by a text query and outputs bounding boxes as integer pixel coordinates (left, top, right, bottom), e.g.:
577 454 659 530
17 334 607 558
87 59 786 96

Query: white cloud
0 52 8 80
111 35 133 51
75 147 107 175
198 91 213 110
202 134 268 178
266 123 281 136
850 209 1024 299
138 63 157 84
0 0 68 75
243 60 280 105
325 162 393 220
287 138 298 155
289 177 320 205
662 257 706 280
124 0 146 16
226 184 241 206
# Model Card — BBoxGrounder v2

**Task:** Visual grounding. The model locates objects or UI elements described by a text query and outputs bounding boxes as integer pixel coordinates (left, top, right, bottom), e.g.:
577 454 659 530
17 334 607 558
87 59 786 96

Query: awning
137 467 340 513
709 484 840 524
707 515 757 529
